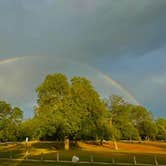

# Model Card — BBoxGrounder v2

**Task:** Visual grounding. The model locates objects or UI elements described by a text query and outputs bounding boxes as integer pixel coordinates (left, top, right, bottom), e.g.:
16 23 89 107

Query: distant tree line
0 73 166 142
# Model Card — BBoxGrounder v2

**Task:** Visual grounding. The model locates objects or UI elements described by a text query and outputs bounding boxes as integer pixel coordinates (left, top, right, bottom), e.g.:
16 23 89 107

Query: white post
154 156 158 166
112 158 115 164
41 152 43 161
90 155 94 162
10 151 12 159
57 152 59 162
25 151 28 160
113 140 118 150
133 155 136 165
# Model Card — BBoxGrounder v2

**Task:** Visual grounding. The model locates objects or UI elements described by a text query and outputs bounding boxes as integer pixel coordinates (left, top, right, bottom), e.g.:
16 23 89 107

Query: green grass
0 141 165 165
0 160 155 166
0 160 92 166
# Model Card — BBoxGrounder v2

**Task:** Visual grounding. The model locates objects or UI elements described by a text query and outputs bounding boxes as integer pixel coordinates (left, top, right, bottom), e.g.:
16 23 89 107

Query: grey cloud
105 46 166 117
0 56 138 118
0 0 166 118
0 0 166 62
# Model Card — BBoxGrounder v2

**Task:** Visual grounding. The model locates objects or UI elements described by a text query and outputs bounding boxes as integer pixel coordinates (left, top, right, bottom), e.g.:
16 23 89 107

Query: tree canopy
0 101 23 141
34 74 110 141
0 73 165 142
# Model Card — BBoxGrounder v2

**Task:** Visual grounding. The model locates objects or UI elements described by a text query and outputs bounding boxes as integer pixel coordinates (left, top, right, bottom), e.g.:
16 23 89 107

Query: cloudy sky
0 0 166 118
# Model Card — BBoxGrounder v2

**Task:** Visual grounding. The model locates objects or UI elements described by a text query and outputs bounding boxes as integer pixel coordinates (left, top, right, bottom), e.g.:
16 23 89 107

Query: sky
0 0 166 118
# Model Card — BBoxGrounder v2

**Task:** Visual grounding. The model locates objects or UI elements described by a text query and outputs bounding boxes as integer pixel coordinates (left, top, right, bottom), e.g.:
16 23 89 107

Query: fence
0 151 165 166
0 141 166 166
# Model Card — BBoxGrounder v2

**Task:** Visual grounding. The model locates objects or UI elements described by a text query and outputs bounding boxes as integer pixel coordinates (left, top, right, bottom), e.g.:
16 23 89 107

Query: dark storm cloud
105 45 166 117
0 0 166 61
0 56 139 118
0 0 166 117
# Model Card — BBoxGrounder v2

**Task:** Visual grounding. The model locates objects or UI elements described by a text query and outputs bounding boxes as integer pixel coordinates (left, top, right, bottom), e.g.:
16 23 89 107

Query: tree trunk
113 140 118 150
100 138 103 145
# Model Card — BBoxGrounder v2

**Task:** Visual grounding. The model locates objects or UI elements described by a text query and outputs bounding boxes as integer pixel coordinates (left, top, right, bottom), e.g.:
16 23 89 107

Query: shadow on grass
0 141 165 165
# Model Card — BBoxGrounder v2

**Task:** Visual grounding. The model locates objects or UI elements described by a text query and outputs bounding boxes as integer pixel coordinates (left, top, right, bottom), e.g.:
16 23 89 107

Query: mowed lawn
0 141 165 165
0 160 129 166
0 160 114 166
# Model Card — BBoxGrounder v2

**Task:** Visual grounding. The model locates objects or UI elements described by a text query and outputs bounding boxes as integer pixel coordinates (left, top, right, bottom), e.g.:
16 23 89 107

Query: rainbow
83 64 140 105
100 74 139 105
0 56 25 64
0 56 140 105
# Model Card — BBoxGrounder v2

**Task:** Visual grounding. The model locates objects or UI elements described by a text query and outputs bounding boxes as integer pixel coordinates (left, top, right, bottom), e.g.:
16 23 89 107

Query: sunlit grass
0 141 165 165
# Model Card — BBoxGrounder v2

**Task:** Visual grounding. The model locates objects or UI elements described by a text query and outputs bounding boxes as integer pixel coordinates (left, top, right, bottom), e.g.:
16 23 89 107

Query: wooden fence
0 151 165 166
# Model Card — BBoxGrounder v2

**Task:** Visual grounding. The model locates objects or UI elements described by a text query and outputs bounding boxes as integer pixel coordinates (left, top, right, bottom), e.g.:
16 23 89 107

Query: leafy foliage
34 74 111 141
156 118 166 140
0 73 165 142
108 95 158 140
0 101 23 141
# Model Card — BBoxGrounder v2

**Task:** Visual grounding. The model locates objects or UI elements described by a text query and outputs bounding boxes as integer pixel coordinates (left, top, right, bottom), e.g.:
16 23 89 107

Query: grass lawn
0 141 165 165
0 160 102 166
0 160 157 166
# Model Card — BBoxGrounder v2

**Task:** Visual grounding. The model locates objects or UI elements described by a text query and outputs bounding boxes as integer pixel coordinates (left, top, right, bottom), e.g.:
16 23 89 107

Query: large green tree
71 77 110 142
35 73 71 140
0 101 23 141
156 118 166 140
130 105 157 140
36 73 70 109
108 95 157 140
109 95 139 140
35 73 111 141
